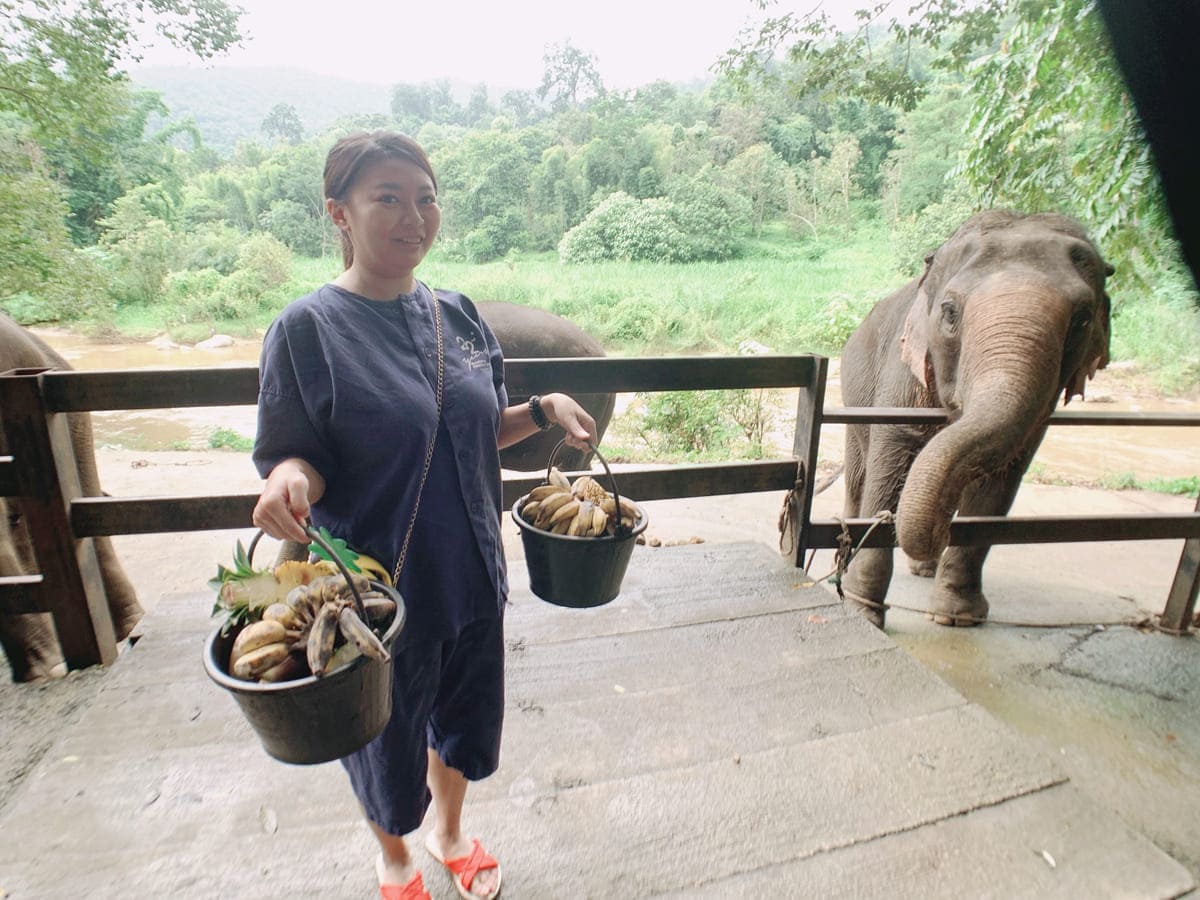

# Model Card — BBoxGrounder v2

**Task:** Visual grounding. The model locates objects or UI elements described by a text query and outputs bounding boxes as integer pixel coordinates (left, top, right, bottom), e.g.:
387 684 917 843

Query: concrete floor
1 528 1197 898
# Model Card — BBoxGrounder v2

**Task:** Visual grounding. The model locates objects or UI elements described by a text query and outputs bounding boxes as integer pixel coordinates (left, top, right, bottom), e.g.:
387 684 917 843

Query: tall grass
108 224 1200 393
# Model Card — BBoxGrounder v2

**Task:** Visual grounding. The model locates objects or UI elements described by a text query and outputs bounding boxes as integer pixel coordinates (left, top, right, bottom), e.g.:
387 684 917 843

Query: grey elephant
839 210 1112 628
478 300 615 472
0 314 142 682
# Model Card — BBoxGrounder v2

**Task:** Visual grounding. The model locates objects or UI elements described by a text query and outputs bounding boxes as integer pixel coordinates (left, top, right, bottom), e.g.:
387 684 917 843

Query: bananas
519 467 641 538
219 552 398 684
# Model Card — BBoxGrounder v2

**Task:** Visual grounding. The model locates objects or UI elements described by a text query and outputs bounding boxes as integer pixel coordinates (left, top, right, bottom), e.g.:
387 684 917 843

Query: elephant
838 210 1113 628
478 300 615 473
0 313 142 682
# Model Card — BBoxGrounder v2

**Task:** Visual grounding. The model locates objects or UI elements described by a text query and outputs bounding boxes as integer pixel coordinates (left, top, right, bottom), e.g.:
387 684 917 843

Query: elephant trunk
896 280 1066 561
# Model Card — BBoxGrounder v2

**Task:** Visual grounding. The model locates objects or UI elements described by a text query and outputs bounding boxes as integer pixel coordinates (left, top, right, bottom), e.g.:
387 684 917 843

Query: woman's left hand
540 392 599 450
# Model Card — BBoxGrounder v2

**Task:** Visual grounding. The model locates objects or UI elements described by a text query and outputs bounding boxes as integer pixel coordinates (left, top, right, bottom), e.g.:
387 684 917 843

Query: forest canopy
2 0 1197 387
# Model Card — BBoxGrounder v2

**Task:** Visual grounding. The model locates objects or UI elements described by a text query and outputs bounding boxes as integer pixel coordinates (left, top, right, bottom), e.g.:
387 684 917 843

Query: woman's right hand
252 458 325 543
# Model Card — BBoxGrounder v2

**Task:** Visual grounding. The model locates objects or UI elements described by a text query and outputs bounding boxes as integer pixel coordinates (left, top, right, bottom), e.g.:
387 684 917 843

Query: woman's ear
326 197 346 230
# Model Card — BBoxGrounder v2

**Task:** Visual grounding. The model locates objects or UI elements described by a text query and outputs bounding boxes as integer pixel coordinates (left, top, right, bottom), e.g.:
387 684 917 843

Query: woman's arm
498 392 598 451
252 457 327 543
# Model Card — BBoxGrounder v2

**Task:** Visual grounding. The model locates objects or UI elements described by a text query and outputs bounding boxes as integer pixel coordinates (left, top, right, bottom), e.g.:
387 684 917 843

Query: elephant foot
908 557 937 578
926 586 989 627
838 582 888 629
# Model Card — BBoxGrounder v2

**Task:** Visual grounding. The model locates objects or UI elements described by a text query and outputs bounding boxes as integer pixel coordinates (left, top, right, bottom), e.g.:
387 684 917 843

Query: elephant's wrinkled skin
0 314 142 681
839 210 1112 628
479 301 615 472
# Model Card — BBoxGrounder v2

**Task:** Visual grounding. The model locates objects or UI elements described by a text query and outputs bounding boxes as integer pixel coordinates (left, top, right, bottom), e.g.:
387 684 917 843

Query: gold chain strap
391 283 445 587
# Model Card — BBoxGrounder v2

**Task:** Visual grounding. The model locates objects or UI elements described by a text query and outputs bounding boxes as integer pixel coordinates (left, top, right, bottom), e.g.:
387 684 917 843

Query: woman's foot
424 833 502 899
377 852 430 900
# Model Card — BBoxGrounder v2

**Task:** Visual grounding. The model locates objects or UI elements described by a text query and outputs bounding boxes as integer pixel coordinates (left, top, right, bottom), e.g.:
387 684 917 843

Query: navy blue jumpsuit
253 282 508 834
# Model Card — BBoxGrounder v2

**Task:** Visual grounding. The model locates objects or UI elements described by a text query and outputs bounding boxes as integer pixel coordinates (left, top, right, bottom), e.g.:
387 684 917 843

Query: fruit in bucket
210 538 398 683
519 467 641 537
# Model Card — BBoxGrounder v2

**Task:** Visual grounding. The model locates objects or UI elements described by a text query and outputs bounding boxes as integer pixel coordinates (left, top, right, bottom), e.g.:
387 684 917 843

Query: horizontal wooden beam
0 456 17 497
72 461 802 537
42 367 260 412
0 575 46 614
505 355 824 395
823 407 1200 427
807 513 1200 550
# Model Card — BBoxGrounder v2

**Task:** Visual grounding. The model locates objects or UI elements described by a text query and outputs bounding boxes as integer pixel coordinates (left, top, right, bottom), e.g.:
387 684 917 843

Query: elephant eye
940 300 959 327
1070 310 1092 334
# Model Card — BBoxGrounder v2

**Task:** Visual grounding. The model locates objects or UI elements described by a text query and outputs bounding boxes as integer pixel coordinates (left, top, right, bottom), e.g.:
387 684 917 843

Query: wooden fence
1 355 1198 671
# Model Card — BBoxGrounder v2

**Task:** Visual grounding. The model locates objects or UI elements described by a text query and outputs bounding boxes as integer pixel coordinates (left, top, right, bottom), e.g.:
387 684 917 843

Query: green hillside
130 66 394 153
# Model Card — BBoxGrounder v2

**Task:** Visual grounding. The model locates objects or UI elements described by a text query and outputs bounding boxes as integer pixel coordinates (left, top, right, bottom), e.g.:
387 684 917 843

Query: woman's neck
333 268 417 302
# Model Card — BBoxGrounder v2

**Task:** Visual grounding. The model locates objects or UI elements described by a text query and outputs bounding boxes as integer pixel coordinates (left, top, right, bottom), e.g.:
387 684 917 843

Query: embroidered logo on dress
456 335 489 371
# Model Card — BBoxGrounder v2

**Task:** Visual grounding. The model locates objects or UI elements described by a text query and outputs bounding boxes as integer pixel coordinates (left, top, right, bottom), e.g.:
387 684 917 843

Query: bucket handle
246 523 370 624
546 439 633 539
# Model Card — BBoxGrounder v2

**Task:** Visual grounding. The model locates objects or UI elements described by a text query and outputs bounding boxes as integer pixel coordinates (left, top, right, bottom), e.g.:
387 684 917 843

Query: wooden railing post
785 356 828 568
0 368 116 668
1159 493 1200 634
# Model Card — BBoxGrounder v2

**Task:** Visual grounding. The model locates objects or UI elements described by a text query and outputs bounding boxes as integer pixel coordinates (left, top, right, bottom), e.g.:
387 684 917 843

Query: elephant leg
0 614 67 682
840 427 912 629
94 536 142 640
928 437 1043 626
908 557 938 578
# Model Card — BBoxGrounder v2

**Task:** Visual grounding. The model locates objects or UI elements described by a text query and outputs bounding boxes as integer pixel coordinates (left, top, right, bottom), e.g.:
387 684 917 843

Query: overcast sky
131 0 867 91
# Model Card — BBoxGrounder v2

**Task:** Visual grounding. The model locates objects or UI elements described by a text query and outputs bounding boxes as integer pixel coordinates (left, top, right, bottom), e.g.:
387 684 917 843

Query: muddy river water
27 328 1200 483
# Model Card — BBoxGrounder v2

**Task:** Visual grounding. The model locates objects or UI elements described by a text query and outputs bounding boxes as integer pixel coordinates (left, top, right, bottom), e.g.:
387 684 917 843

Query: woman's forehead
358 157 435 190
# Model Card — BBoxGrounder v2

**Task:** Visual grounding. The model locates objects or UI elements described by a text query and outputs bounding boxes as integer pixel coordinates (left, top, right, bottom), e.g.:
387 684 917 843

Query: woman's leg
425 750 500 897
369 820 419 886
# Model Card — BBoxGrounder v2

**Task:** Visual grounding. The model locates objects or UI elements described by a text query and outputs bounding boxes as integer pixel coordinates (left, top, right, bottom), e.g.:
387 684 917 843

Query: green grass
208 428 254 452
33 221 1200 393
1026 464 1199 498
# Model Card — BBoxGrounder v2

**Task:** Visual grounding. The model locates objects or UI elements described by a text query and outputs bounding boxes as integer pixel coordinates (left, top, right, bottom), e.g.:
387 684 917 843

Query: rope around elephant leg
812 511 1153 630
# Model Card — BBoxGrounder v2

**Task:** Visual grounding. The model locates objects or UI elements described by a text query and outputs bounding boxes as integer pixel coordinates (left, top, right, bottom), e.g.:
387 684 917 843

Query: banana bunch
223 562 397 683
520 467 640 537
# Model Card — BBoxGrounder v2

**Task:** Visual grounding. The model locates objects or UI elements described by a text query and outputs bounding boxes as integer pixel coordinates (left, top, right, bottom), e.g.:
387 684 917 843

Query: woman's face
327 157 441 285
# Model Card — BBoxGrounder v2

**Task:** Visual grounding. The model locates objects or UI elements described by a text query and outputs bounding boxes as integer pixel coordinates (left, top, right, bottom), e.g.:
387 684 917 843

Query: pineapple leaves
306 525 363 574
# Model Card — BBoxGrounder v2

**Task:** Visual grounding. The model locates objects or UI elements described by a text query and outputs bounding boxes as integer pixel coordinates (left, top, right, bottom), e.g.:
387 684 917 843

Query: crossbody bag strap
391 283 445 587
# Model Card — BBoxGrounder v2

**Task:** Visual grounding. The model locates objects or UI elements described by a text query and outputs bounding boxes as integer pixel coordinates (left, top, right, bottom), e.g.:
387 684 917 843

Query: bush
259 200 325 256
890 191 977 276
559 192 692 264
635 390 738 455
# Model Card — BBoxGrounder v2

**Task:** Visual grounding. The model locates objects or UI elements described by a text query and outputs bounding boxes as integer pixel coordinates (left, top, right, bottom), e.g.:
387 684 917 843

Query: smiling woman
246 130 602 900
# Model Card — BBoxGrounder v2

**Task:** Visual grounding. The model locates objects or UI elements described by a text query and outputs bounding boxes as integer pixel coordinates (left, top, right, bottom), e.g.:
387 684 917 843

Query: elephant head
895 210 1113 562
478 301 616 473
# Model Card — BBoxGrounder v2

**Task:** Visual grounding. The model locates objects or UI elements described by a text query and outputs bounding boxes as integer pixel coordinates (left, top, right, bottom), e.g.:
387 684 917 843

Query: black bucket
512 441 648 608
203 527 406 765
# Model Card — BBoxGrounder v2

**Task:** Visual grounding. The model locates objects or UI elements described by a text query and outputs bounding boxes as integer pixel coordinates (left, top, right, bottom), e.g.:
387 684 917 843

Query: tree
724 143 792 235
716 1 1181 293
0 0 242 157
538 42 605 111
261 103 303 145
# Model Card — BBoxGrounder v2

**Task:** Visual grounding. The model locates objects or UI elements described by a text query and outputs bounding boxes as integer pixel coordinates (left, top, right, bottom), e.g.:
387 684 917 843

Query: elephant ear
1064 278 1113 405
900 285 934 391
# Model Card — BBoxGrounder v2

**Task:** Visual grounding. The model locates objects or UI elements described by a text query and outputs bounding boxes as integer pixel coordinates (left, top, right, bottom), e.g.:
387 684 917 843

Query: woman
252 130 597 900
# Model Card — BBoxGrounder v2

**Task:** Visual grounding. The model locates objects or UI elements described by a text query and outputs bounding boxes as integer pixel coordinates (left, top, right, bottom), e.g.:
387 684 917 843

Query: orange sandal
424 836 502 900
379 870 431 900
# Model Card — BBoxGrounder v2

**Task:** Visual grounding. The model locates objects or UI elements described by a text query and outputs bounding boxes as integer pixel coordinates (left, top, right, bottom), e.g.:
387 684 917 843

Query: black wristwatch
528 394 553 431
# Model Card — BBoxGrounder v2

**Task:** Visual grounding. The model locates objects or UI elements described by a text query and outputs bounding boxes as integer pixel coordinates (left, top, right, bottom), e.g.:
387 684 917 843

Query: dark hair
323 131 438 269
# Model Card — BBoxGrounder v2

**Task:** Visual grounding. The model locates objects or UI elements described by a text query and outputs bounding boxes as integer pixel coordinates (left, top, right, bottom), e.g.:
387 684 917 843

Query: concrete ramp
0 542 1192 898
